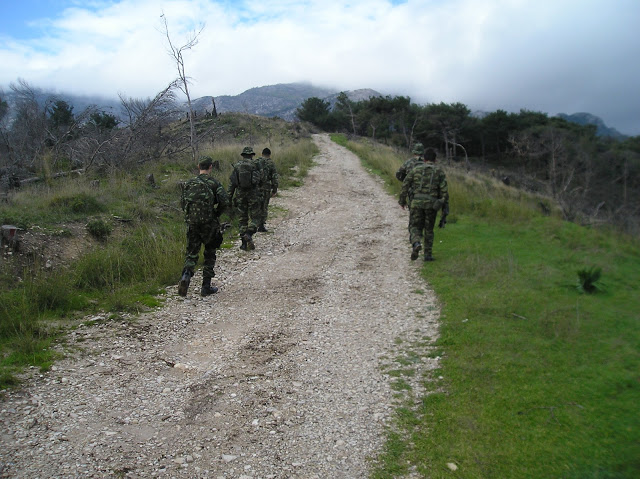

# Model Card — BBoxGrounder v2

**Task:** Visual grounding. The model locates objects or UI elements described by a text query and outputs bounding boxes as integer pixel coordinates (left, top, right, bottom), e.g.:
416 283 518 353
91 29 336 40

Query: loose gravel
0 134 440 478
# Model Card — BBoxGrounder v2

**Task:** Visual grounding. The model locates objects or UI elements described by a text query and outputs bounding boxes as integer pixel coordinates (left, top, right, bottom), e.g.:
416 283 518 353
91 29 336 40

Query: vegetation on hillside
0 111 317 388
330 133 639 479
301 95 640 235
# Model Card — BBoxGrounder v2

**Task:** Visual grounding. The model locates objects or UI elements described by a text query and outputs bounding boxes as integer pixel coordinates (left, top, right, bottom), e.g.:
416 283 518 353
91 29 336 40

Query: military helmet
412 143 425 155
241 146 255 156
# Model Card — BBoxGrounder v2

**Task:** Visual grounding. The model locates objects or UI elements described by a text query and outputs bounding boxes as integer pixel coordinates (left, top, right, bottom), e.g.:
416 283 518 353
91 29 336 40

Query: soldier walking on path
257 147 279 232
398 147 448 261
228 146 263 250
178 156 229 297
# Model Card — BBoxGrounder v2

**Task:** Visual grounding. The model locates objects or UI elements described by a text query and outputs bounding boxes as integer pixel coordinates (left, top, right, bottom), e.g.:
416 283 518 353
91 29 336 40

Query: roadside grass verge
329 135 640 478
0 117 317 389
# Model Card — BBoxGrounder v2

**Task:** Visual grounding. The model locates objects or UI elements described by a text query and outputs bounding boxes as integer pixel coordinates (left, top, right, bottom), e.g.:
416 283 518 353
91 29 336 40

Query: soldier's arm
439 171 449 202
399 171 412 206
227 170 237 199
216 182 229 216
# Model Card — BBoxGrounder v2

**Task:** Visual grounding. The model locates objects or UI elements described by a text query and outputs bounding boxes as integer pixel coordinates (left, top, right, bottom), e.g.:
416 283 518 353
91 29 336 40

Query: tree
160 13 204 162
333 92 357 135
89 111 119 131
296 97 333 130
49 100 74 130
420 102 471 163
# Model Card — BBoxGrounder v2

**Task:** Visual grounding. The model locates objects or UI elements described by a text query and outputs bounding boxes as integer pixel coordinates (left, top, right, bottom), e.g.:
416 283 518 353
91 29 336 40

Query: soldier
178 156 229 297
399 148 448 261
228 146 263 250
395 142 424 182
256 147 279 232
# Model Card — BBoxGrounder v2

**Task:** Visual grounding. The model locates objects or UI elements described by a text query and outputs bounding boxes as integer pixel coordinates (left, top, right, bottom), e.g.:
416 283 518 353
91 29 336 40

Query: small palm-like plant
577 266 602 294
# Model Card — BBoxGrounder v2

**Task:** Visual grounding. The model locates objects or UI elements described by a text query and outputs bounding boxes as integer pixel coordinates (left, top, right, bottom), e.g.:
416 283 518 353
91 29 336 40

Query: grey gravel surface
0 134 440 478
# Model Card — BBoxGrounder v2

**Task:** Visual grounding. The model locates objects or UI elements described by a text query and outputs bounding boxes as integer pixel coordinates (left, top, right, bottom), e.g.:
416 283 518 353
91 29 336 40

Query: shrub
577 266 603 294
50 192 105 214
86 218 112 241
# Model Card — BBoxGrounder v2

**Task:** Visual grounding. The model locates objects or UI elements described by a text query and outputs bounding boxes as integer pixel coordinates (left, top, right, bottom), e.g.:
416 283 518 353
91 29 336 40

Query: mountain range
1 82 628 138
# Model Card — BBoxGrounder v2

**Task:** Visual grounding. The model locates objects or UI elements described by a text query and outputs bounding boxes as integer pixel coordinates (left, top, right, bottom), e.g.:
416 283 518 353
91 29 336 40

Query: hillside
2 82 625 137
556 112 627 139
188 84 382 121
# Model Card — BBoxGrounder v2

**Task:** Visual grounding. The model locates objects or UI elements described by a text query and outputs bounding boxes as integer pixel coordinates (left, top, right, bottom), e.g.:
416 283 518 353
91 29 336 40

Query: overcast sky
1 0 639 135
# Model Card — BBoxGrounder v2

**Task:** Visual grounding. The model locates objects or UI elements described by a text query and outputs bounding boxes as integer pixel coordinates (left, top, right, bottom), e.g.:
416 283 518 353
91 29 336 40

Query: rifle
438 201 449 228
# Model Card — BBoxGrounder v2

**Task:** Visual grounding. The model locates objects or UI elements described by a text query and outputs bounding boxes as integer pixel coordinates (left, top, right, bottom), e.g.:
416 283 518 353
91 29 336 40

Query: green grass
329 135 640 478
406 218 640 478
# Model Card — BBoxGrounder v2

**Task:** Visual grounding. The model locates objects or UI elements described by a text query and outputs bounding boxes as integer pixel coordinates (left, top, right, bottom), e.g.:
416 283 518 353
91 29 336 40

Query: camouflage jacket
181 174 228 224
399 162 448 208
257 156 279 193
395 156 422 182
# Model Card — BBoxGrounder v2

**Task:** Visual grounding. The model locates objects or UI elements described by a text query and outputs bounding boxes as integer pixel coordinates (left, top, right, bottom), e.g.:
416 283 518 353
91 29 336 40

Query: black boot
178 269 192 297
200 277 218 296
424 253 435 261
245 233 255 250
411 242 421 261
240 234 247 250
257 224 267 232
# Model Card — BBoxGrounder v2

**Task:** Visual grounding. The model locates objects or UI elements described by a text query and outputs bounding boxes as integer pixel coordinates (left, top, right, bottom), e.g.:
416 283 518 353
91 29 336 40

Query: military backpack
233 159 260 189
413 164 440 201
181 176 218 223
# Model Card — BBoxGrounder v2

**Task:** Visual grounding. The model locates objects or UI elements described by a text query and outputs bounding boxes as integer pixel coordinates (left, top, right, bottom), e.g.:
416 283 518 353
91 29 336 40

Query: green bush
50 192 105 214
577 266 603 294
86 218 112 241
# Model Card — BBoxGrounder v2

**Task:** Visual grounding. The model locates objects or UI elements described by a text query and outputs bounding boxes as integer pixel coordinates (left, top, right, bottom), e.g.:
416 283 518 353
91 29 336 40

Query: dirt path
0 134 440 478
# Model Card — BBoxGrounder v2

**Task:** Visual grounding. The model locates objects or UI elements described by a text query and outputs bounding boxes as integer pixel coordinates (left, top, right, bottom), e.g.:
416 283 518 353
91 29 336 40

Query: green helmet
241 146 255 156
412 143 425 155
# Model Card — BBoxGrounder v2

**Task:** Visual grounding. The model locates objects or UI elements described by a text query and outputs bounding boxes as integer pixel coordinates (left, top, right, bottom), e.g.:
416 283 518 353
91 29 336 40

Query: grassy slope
0 114 317 388
330 134 640 479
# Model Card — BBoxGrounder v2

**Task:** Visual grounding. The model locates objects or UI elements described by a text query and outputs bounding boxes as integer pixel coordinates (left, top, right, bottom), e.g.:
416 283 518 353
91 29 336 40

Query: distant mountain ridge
556 112 626 139
1 82 627 137
188 84 382 121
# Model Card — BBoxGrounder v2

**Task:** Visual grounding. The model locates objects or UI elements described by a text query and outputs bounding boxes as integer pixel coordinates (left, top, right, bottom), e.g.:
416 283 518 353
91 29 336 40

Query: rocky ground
0 134 441 478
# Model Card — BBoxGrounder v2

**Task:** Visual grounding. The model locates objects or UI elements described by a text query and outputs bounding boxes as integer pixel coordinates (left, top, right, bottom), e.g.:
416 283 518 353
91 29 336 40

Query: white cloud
1 0 639 134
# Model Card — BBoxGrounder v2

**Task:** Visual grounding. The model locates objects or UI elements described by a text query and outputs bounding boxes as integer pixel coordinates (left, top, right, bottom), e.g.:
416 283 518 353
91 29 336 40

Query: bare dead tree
117 80 181 168
160 13 204 162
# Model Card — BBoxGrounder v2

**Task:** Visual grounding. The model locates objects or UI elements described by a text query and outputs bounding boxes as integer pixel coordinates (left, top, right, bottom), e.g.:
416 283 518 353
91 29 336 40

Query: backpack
181 176 217 223
413 164 439 199
234 159 259 189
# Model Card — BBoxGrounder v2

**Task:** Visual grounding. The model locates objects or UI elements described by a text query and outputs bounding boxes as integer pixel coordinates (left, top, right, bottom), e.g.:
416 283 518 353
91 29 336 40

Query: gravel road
0 134 440 478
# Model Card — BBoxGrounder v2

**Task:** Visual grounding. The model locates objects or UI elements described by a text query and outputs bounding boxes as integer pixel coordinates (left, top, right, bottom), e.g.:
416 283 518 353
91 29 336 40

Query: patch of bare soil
0 134 441 478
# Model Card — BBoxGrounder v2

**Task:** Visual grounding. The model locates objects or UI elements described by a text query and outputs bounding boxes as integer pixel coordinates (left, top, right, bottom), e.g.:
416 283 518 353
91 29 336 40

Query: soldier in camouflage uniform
395 143 424 182
256 147 279 232
178 156 229 297
399 148 448 261
396 142 425 235
228 146 263 250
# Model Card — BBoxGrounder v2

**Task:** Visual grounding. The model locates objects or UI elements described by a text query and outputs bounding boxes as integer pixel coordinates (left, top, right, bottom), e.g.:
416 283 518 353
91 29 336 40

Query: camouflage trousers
183 221 223 280
259 188 272 226
408 201 438 256
234 190 262 235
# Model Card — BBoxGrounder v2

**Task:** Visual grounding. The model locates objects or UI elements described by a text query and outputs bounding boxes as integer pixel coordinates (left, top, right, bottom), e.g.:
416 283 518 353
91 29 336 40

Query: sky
1 0 639 135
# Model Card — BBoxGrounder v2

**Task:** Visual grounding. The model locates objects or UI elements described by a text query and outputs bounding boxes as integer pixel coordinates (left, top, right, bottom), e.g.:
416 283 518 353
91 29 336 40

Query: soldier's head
412 143 425 156
262 147 271 157
198 156 214 171
423 148 437 162
241 146 256 158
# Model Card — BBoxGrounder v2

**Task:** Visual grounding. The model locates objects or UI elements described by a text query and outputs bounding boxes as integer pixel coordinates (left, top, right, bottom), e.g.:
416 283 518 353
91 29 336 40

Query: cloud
1 0 639 134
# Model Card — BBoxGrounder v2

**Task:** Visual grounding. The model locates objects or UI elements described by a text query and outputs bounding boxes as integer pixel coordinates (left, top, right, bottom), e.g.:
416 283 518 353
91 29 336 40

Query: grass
330 134 640 478
0 114 318 388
